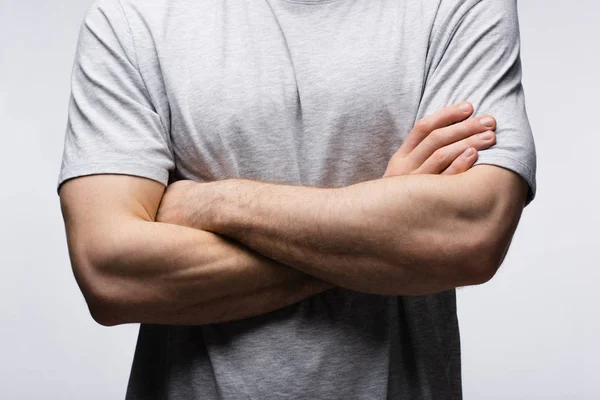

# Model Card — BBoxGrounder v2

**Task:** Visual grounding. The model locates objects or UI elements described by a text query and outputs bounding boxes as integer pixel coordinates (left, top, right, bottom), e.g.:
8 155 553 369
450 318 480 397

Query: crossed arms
59 103 529 327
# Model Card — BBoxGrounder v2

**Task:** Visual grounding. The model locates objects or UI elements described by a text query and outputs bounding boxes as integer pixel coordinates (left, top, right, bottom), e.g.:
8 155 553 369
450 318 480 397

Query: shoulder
82 0 177 28
428 0 521 54
432 0 518 32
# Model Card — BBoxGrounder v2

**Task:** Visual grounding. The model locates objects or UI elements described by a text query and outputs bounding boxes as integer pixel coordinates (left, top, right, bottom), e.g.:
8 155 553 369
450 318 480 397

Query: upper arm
57 0 174 273
59 175 165 293
418 0 537 206
59 174 165 231
461 164 528 215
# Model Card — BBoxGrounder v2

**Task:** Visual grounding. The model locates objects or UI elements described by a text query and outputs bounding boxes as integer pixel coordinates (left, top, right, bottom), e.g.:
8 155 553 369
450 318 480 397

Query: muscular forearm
69 218 330 326
147 273 331 325
194 168 518 296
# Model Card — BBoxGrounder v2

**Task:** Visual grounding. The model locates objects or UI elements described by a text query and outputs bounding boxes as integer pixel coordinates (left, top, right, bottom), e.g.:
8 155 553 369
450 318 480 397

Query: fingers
404 114 496 170
441 148 479 175
397 102 474 158
415 130 496 174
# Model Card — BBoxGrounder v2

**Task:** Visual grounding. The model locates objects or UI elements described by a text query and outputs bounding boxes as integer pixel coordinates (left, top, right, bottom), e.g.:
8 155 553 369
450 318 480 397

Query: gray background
0 0 597 398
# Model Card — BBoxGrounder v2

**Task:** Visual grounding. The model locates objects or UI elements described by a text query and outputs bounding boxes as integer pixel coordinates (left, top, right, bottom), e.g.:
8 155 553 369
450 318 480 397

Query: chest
152 0 431 184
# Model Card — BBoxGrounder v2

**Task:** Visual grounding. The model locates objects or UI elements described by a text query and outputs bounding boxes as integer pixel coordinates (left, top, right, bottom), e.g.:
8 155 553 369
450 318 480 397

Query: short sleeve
417 0 537 206
57 0 174 193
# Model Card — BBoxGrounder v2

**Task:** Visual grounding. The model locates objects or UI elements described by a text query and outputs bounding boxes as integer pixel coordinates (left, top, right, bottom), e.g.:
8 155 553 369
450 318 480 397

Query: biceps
59 174 166 266
59 174 165 225
466 165 528 210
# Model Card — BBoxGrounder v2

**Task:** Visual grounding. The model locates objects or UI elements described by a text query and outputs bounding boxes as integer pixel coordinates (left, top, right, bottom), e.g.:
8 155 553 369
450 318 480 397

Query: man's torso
116 0 462 398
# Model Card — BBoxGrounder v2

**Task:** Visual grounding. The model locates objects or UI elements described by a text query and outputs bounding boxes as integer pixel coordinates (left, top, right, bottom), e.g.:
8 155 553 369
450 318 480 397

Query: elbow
89 301 123 327
459 220 514 286
461 250 500 287
71 253 127 327
87 289 124 327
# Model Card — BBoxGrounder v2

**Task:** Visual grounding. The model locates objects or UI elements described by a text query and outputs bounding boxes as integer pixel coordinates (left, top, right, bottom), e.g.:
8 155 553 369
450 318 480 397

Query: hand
383 102 496 177
156 179 213 228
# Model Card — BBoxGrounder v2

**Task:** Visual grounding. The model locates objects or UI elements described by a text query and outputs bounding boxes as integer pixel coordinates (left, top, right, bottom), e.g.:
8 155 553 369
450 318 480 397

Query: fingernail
480 116 495 127
479 131 493 140
459 102 471 112
464 148 475 157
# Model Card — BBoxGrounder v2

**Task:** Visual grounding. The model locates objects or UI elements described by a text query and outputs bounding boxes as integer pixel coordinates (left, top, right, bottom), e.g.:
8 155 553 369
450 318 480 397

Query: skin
172 164 524 295
59 101 527 326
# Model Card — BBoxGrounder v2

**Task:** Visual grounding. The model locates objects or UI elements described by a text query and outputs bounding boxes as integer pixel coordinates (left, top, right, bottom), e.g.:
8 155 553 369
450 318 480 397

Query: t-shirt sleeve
416 0 537 206
56 0 174 193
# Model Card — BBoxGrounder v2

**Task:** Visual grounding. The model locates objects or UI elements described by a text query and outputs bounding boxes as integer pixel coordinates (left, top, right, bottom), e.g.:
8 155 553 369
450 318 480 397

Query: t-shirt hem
57 162 170 194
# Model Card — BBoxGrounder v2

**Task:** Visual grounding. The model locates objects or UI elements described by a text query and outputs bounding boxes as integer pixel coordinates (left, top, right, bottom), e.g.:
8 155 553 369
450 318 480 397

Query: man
57 0 536 398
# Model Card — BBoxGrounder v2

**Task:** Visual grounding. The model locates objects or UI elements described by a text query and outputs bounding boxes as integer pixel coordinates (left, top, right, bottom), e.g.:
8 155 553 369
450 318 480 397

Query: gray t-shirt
57 0 537 398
